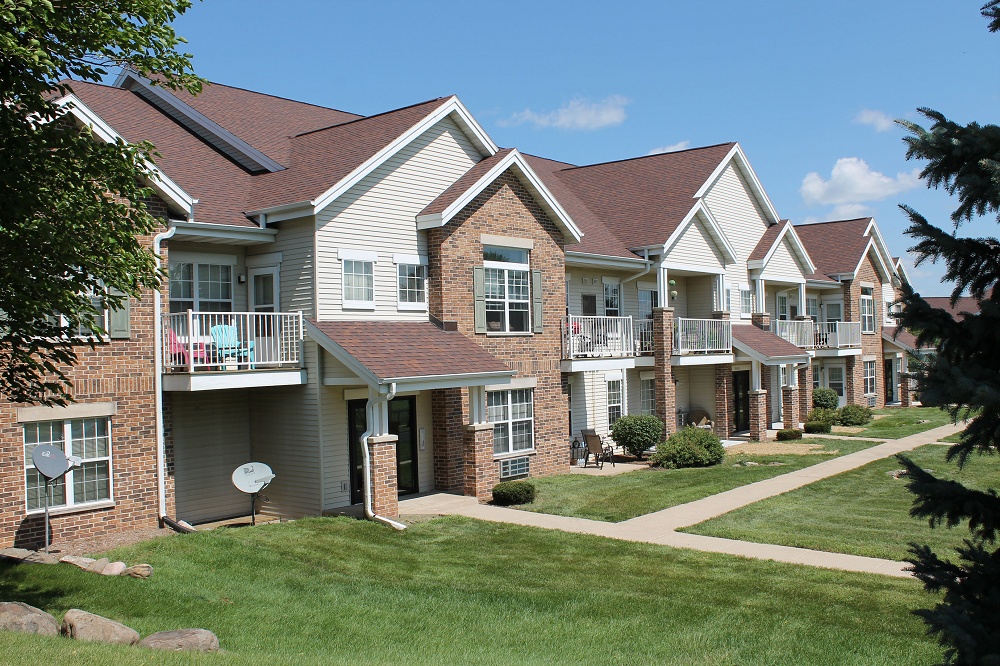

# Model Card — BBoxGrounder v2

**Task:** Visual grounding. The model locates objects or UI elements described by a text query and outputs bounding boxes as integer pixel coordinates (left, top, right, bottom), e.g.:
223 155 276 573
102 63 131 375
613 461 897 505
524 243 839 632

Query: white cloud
854 108 895 132
800 157 921 207
647 140 690 155
500 95 628 130
831 203 873 218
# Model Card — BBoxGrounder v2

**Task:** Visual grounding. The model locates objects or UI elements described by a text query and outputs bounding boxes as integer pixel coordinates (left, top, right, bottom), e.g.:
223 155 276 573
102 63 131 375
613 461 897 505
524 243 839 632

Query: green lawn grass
939 431 964 444
846 406 954 439
0 516 940 665
522 438 880 522
684 444 998 561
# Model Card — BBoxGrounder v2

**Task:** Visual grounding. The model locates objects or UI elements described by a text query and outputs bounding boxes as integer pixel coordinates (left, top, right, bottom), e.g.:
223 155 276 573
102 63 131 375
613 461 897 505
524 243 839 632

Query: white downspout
153 224 177 524
361 383 406 531
621 250 653 284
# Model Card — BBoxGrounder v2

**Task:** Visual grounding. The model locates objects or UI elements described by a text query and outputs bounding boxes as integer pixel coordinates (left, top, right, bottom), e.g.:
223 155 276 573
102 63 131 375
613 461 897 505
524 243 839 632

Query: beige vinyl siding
567 371 615 440
166 241 248 310
686 365 717 424
566 268 641 317
320 386 350 509
171 390 252 524
765 285 800 319
626 368 643 415
316 117 482 320
666 214 726 272
760 236 806 284
247 216 316 318
249 340 322 517
673 366 691 418
685 276 716 319
321 353 366 385
665 275 689 318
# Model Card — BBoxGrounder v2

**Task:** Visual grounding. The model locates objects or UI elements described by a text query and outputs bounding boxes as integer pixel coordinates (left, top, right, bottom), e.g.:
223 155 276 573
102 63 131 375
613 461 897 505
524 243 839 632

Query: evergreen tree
895 3 1000 663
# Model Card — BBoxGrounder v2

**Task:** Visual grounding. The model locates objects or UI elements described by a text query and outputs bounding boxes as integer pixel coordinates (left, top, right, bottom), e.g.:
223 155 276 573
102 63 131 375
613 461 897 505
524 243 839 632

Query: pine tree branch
899 456 1000 540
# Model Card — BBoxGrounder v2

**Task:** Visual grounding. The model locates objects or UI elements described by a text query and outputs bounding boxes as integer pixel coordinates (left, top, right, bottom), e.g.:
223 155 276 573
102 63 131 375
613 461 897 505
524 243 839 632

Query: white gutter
361 383 406 531
152 224 177 523
622 250 653 284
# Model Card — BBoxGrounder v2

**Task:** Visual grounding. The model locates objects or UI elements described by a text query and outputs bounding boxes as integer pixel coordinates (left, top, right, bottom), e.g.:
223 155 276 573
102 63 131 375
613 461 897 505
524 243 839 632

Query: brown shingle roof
309 321 512 381
794 218 873 278
923 297 981 320
748 219 786 261
882 326 927 352
419 148 514 217
732 324 809 360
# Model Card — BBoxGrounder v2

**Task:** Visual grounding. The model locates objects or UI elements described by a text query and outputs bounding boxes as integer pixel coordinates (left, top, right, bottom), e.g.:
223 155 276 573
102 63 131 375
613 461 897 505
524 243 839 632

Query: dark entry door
347 396 419 505
733 370 751 432
884 359 895 404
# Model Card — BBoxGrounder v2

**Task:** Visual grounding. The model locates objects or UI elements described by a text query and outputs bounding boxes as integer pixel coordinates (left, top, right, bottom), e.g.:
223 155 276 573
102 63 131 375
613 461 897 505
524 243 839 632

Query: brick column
431 388 466 493
652 307 676 437
782 386 800 430
751 312 771 331
367 435 399 519
845 356 863 406
714 364 733 438
463 423 496 500
761 365 773 427
749 389 768 441
900 374 912 407
798 365 812 419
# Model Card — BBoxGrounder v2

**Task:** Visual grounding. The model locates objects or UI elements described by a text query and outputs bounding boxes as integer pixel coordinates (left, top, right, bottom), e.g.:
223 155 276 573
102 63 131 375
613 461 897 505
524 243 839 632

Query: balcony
770 320 862 353
162 311 306 391
771 320 816 349
673 318 732 355
562 315 635 360
633 319 654 355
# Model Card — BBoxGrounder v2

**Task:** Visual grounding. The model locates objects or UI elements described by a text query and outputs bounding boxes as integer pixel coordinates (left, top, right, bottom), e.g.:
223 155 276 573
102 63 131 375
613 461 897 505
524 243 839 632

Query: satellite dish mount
231 462 275 526
31 445 71 553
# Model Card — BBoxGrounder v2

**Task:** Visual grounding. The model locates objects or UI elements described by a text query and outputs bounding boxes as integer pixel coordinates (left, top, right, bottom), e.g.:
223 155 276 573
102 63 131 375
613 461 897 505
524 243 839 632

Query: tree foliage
0 0 201 404
894 3 1000 662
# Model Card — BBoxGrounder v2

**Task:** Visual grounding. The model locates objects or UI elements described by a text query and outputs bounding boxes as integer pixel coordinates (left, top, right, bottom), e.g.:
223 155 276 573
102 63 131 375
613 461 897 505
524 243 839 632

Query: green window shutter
473 266 486 334
532 269 543 333
108 287 130 339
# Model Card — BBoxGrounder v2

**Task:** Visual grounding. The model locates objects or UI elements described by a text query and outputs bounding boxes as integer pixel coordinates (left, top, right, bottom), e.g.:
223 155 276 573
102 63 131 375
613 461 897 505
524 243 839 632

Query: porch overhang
731 325 811 366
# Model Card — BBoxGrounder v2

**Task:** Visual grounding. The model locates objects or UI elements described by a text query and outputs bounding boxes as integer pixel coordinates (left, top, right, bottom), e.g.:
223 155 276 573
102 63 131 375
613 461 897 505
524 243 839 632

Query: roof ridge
561 141 736 172
292 96 453 138
795 216 873 227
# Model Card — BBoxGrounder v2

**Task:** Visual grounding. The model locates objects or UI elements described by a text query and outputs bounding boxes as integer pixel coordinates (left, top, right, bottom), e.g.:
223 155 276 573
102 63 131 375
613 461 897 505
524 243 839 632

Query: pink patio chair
168 328 207 368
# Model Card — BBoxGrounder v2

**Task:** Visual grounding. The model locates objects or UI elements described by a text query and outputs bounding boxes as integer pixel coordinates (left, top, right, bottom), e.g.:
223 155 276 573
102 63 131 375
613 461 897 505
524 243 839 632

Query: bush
777 428 803 441
610 414 663 459
491 480 536 506
650 426 725 469
804 420 832 434
837 404 873 426
813 387 839 410
807 407 838 424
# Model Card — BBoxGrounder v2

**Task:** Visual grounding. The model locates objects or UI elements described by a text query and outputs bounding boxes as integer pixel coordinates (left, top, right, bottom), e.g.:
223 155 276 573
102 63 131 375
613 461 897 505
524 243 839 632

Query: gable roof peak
563 141 737 172
293 95 454 138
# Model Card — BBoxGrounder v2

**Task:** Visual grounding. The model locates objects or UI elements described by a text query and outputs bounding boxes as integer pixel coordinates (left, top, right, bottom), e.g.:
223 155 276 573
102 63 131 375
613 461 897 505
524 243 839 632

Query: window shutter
108 287 130 339
532 270 543 333
473 267 486 334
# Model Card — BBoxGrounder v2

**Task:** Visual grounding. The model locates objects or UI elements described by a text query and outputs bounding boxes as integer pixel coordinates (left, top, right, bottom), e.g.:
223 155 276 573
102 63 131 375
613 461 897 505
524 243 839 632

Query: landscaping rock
888 469 909 479
139 628 220 652
101 561 127 576
124 564 153 579
61 609 139 645
85 558 110 574
0 602 59 636
59 555 96 570
21 551 59 564
0 548 59 564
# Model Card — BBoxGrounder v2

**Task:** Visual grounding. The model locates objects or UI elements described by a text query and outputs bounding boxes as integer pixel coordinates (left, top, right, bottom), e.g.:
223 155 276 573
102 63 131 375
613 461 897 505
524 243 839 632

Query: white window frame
393 254 428 311
603 279 621 317
777 293 789 321
484 246 531 333
488 389 534 457
640 378 655 416
864 360 877 396
341 249 377 310
740 286 752 318
860 287 876 333
169 261 235 313
806 297 819 321
607 379 623 426
23 417 114 514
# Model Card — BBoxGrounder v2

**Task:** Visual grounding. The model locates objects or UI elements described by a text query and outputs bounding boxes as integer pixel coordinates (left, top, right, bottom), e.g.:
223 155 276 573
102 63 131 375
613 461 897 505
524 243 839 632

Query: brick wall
368 436 398 519
427 170 568 487
0 196 169 548
843 253 888 409
714 364 734 438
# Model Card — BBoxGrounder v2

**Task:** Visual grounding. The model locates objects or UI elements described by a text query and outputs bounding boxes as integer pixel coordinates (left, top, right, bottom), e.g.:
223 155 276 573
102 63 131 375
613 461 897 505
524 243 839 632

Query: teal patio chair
210 323 255 369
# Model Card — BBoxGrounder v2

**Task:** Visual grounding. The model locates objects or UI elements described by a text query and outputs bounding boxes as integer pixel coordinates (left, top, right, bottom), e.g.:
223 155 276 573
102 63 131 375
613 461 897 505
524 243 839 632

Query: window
24 418 112 512
806 297 819 321
638 289 659 319
825 302 842 322
604 281 620 317
581 294 597 316
640 378 655 416
396 264 426 309
169 263 233 312
777 294 789 320
607 379 623 426
343 260 374 308
864 360 877 395
860 287 875 333
740 287 752 316
483 245 530 333
488 389 534 455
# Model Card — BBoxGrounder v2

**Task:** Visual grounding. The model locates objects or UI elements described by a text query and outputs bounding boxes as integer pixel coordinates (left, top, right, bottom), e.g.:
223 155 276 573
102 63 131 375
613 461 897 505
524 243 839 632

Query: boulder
101 562 127 576
59 555 96 570
139 628 220 652
0 548 34 562
61 609 139 645
85 558 110 574
124 564 153 579
21 551 59 565
0 602 59 636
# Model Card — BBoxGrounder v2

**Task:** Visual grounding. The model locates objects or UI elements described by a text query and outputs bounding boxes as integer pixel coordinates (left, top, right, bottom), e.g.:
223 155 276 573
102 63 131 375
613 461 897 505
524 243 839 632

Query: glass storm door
826 366 847 407
347 396 419 505
732 371 750 432
249 267 278 313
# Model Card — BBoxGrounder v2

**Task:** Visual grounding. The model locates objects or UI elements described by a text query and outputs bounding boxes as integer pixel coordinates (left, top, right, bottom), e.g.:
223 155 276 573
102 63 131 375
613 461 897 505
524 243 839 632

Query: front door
347 396 419 505
885 359 896 404
249 266 279 363
732 370 750 432
825 365 847 407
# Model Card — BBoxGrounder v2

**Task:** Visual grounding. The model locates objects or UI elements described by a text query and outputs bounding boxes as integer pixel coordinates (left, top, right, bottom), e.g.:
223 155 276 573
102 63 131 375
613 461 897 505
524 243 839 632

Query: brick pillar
751 312 771 331
714 364 733 438
749 389 768 441
782 386 800 430
652 307 676 437
845 356 863 406
432 388 466 492
798 365 812 419
464 423 496 500
762 365 773 427
368 435 399 519
900 374 912 407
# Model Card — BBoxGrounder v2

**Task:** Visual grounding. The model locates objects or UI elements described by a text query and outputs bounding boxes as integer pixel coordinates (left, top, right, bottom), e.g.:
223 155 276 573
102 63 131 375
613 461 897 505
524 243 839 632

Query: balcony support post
186 309 195 373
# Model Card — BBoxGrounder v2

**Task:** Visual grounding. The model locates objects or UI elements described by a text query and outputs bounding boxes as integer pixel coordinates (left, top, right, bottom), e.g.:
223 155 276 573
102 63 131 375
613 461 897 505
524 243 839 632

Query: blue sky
170 0 999 295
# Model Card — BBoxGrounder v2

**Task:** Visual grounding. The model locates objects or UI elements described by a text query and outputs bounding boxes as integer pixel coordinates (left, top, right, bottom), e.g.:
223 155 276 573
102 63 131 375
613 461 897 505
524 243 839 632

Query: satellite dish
232 462 274 494
31 445 69 480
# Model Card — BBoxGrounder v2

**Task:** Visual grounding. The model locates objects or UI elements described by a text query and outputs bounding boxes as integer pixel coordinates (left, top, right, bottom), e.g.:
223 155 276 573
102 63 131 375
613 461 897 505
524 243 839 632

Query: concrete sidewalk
399 422 965 578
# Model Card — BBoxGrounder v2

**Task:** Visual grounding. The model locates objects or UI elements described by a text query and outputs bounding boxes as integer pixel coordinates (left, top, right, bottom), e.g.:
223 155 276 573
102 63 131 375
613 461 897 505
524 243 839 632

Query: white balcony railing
562 315 635 359
633 318 654 355
673 318 732 355
163 311 304 372
814 321 862 349
771 320 816 349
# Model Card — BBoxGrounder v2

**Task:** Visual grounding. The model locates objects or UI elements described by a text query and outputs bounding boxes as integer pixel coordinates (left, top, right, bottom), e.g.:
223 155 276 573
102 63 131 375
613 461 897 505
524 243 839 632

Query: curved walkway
399 422 965 578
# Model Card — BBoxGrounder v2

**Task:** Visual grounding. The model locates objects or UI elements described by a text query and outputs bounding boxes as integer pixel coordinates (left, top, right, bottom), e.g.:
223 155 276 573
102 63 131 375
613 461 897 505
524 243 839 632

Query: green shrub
651 426 725 469
491 480 536 506
804 420 832 434
777 428 803 441
813 387 839 410
837 404 873 426
808 407 838 424
610 414 663 459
